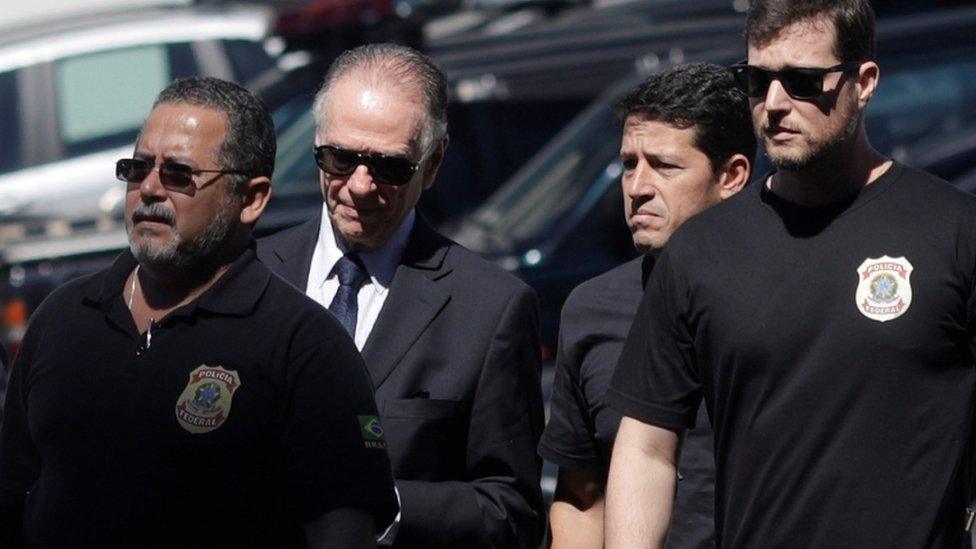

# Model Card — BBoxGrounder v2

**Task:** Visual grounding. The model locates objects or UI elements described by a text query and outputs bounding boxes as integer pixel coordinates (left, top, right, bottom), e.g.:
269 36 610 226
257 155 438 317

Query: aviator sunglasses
116 158 251 193
730 60 861 100
313 145 422 187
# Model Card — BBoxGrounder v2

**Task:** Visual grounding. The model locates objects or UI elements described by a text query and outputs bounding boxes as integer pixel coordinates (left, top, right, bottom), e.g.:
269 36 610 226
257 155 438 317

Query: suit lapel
268 212 322 290
362 218 452 389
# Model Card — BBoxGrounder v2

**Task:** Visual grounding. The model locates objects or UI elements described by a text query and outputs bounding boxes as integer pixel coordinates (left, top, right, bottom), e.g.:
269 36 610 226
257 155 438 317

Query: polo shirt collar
86 242 270 317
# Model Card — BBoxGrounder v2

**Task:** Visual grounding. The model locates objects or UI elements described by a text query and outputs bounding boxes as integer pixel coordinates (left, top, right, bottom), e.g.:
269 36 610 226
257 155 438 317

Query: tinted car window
55 45 171 157
224 39 276 84
0 70 21 174
273 106 320 197
459 94 626 252
869 46 976 160
168 42 201 81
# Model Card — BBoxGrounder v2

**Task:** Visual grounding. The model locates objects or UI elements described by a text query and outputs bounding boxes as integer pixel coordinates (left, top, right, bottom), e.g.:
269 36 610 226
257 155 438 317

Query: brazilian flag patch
358 415 387 449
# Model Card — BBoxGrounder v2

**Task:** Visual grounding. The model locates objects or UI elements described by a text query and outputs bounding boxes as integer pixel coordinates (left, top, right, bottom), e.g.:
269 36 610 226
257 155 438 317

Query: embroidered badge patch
855 256 913 322
358 415 387 449
175 365 241 434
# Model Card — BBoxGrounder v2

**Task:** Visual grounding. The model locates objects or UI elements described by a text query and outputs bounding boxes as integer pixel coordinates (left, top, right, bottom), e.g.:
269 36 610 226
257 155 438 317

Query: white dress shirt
306 205 413 544
305 206 415 350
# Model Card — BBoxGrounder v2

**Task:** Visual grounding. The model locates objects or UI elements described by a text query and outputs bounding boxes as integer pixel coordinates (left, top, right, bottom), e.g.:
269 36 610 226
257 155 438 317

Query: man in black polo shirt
606 1 976 547
0 77 397 548
538 63 753 548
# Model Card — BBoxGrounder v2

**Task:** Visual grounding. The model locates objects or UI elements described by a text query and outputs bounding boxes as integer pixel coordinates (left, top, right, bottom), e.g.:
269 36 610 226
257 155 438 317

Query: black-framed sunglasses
730 60 861 100
313 145 422 187
115 158 251 193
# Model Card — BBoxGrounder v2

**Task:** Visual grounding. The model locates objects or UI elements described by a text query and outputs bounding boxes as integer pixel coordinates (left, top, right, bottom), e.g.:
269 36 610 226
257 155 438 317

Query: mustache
761 114 800 134
629 196 660 217
132 203 175 225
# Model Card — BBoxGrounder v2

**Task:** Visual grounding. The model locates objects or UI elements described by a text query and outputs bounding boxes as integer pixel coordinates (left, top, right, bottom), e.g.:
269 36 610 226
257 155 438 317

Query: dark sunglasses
116 158 250 193
730 60 861 100
313 145 421 187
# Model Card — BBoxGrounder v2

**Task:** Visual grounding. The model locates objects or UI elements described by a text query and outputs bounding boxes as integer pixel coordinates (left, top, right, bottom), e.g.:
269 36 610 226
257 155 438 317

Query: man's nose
137 166 168 201
346 164 376 196
625 163 656 199
763 79 793 113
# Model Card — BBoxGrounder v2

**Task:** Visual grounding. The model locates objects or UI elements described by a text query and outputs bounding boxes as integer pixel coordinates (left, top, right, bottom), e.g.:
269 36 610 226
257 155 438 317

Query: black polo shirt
0 246 397 548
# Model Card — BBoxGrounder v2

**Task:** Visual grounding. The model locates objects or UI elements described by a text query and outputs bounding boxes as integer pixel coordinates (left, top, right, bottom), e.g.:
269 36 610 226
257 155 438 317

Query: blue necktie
329 254 368 338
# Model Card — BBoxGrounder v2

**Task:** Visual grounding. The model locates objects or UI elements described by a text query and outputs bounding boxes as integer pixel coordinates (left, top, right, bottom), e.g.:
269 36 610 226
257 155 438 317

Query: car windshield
457 43 976 255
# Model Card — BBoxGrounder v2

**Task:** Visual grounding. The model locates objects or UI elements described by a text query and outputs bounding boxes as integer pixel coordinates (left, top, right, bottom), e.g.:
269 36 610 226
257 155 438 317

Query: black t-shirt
608 163 976 548
539 256 715 549
0 247 397 548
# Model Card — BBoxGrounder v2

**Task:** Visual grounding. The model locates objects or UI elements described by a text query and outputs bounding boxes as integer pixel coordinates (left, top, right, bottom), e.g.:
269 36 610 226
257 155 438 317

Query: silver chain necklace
127 265 140 310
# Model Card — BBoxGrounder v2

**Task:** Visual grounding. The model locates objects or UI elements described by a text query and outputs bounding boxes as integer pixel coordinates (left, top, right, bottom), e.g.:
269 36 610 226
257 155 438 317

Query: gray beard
129 200 236 275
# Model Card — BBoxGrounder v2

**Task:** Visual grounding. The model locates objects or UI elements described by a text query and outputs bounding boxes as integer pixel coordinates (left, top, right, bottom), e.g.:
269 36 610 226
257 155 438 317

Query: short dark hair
153 77 276 191
745 0 876 63
313 43 449 150
614 62 757 171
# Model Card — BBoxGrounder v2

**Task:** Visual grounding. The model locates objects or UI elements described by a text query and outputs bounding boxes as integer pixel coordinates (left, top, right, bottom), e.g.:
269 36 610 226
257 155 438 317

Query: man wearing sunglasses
258 44 545 548
0 77 397 548
540 62 754 549
606 1 976 548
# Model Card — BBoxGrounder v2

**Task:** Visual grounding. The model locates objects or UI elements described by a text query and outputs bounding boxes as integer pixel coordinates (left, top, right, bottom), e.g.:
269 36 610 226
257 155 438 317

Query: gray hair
312 43 449 152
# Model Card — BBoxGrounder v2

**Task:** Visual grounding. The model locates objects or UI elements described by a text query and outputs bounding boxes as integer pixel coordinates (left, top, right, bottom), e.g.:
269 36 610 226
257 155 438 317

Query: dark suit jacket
258 212 545 548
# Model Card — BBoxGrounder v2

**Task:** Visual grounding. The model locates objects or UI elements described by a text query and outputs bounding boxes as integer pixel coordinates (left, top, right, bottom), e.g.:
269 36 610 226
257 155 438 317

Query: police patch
855 255 913 322
175 365 241 434
358 415 387 449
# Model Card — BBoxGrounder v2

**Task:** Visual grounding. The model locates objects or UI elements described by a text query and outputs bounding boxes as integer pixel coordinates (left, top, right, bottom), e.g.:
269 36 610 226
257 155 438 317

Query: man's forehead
622 114 695 140
747 16 839 64
317 78 426 152
327 72 425 110
136 101 228 158
143 102 227 134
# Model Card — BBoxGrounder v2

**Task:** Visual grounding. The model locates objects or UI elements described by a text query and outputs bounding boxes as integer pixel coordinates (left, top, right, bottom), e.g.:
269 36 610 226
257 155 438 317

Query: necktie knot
334 254 368 289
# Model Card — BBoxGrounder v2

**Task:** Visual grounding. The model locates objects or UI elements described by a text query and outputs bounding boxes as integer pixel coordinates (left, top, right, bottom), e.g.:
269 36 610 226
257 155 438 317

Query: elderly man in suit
258 43 545 548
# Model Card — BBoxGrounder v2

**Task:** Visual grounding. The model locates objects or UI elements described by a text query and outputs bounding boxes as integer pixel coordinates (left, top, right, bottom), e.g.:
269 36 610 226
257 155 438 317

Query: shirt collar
86 242 270 317
315 205 415 293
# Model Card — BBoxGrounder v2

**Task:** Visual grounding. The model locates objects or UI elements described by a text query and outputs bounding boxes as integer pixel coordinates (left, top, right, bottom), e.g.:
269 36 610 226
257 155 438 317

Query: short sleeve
965 213 976 362
0 333 41 496
538 304 602 470
281 326 397 525
605 247 701 430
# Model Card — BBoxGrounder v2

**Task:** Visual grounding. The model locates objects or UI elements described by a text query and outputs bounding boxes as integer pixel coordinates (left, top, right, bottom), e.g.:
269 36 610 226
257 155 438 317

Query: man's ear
855 60 880 108
239 176 272 226
421 135 449 190
717 153 750 200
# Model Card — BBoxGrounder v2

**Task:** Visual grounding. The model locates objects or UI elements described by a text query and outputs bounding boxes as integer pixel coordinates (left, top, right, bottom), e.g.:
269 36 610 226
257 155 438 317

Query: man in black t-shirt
538 63 754 548
606 1 976 548
0 77 397 548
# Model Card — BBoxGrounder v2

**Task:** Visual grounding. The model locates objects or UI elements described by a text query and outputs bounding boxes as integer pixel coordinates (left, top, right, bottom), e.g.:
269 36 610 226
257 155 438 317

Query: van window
55 45 170 156
0 70 22 174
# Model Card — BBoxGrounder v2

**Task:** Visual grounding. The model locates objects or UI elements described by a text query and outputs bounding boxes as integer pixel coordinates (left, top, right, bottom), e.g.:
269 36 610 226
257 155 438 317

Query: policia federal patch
176 365 241 434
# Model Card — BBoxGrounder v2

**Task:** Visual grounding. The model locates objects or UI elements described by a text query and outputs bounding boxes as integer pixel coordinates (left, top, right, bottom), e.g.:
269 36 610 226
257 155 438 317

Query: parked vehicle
0 5 281 234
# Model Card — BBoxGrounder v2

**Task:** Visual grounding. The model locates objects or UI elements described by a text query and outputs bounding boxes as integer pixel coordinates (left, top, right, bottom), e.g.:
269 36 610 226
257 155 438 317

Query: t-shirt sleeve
538 296 603 470
281 325 397 526
966 207 976 362
0 326 41 512
606 247 701 430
